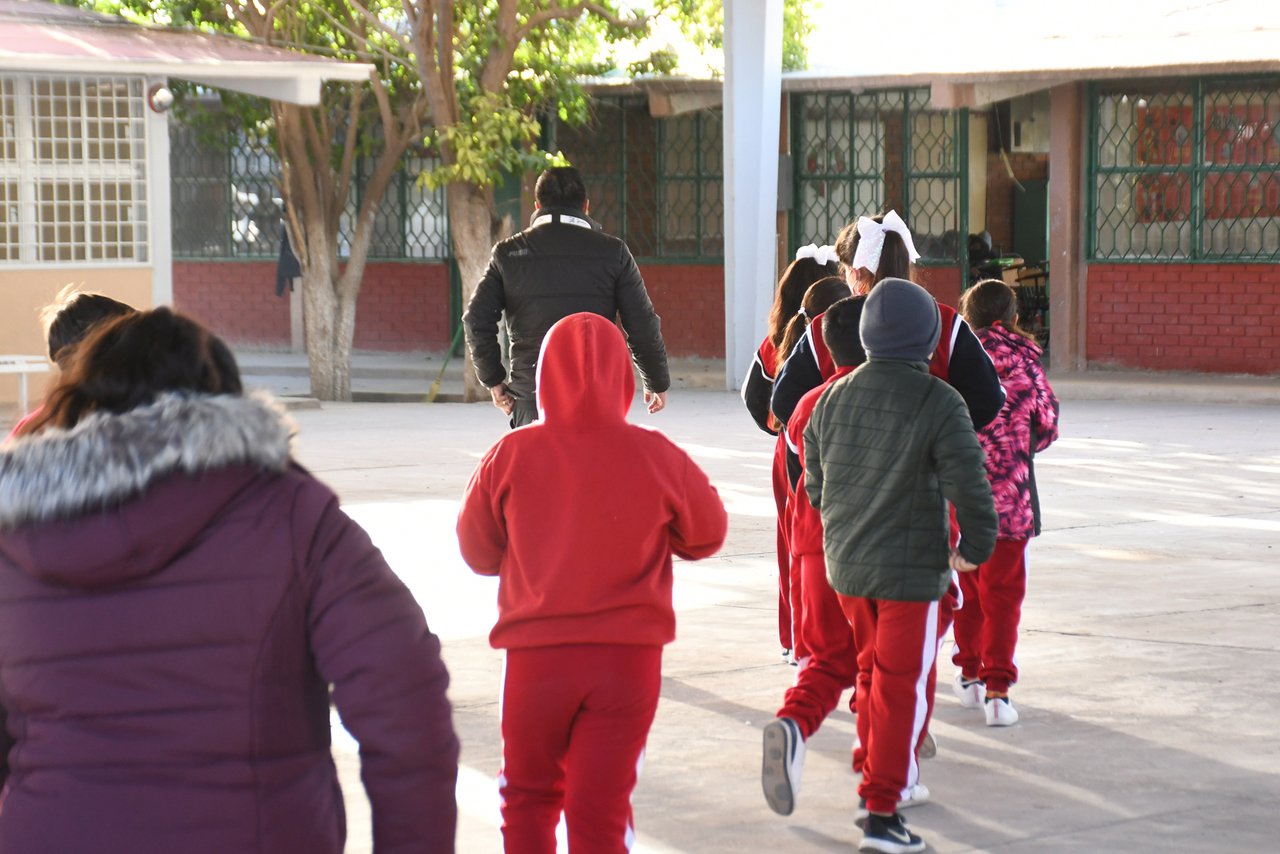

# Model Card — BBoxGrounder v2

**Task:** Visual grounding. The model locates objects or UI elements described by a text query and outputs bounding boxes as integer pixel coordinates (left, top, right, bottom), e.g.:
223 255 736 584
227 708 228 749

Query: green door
1012 178 1048 266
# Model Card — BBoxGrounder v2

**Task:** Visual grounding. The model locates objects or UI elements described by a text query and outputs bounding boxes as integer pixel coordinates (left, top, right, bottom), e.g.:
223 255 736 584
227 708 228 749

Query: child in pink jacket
953 279 1060 727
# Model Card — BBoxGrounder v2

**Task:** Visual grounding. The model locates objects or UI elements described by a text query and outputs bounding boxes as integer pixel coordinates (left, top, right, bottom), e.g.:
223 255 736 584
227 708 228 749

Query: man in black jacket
463 167 671 428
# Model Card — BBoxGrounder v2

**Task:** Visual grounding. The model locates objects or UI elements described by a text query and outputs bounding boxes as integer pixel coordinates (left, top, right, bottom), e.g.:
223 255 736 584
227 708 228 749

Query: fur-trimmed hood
0 393 295 587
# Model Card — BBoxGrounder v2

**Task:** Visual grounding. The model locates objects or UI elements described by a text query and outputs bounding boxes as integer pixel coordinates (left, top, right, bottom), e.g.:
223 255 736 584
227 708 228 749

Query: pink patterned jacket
975 324 1060 539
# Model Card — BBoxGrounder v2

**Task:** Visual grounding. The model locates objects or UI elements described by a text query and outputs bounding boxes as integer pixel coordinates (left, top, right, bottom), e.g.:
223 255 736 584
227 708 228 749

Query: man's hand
949 549 979 572
490 383 515 416
645 390 667 414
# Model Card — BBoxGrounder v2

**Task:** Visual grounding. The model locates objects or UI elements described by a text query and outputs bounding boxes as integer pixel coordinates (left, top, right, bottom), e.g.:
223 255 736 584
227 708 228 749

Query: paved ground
288 389 1280 853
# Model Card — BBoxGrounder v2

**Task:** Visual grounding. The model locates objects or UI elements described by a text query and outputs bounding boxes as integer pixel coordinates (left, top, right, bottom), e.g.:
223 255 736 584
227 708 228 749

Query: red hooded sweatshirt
457 312 728 650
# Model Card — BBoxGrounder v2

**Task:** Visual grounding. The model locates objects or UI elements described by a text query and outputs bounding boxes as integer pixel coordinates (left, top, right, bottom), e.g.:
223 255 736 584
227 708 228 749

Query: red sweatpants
771 433 794 652
839 595 941 815
777 553 858 738
499 644 663 854
952 538 1028 694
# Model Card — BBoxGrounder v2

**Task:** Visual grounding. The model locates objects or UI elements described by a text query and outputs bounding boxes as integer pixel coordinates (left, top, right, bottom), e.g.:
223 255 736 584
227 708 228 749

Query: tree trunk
302 240 340 400
448 181 498 403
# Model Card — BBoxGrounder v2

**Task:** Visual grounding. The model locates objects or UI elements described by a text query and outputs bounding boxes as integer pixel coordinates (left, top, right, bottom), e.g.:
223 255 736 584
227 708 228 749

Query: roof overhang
0 1 373 105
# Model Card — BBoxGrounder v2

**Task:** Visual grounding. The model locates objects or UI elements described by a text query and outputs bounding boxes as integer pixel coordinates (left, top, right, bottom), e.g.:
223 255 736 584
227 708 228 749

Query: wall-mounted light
148 84 174 113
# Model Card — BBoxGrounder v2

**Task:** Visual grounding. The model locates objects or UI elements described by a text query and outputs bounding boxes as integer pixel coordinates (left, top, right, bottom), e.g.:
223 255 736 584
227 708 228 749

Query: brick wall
174 259 722 357
640 263 725 358
916 266 962 310
173 260 452 352
985 152 1049 252
173 261 289 346
1087 263 1280 374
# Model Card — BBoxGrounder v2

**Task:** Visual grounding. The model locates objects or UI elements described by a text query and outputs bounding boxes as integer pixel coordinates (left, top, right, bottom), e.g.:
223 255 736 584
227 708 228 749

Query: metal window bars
0 74 149 265
558 96 722 262
1090 77 1280 262
169 126 450 261
790 89 967 266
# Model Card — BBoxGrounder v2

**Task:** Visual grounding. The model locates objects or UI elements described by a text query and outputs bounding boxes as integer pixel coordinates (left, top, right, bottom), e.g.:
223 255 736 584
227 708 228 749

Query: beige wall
0 267 153 407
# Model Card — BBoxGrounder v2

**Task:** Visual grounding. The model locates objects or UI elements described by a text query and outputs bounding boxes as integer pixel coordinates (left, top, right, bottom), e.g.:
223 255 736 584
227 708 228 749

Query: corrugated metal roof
0 0 370 102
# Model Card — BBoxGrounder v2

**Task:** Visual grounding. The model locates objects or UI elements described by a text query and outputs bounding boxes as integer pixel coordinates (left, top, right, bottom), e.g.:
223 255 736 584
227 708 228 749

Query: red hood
536 313 635 427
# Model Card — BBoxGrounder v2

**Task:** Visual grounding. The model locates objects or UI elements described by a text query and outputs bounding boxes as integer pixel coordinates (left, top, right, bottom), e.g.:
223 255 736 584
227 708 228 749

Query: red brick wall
641 263 725 358
352 263 451 351
173 261 289 346
173 261 452 352
174 260 722 357
1087 263 1280 374
916 266 962 310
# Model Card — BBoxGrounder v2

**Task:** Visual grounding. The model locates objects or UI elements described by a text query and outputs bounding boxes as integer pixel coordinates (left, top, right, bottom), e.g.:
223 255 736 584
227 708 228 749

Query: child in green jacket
803 278 998 853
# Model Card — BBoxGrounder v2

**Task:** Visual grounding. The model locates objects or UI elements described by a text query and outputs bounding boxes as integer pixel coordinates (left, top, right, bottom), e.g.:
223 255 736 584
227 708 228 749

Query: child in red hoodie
457 312 728 854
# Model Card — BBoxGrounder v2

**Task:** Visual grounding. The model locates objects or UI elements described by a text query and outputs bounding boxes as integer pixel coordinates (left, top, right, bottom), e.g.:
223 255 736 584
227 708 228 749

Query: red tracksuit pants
777 553 858 738
839 595 945 815
499 644 662 854
772 434 793 651
952 538 1028 694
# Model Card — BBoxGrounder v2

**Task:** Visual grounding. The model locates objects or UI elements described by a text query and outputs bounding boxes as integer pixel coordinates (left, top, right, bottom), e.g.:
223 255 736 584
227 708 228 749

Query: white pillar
723 0 784 390
146 76 174 308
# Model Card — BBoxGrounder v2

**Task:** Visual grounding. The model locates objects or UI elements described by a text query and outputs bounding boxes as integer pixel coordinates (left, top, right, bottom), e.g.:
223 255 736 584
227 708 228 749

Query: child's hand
949 549 979 572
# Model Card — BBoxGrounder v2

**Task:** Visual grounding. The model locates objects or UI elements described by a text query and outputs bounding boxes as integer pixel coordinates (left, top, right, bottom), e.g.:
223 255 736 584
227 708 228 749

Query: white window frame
0 73 150 268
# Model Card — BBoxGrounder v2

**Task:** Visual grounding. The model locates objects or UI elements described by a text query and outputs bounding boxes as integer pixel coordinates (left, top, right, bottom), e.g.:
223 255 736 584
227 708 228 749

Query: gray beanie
859 278 942 362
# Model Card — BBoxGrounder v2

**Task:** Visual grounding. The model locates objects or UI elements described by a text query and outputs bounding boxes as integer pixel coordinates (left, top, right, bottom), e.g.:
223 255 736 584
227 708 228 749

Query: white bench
0 356 51 417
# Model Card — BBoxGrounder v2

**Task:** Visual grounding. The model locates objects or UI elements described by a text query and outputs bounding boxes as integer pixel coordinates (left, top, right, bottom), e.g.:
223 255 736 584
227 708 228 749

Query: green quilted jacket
803 360 998 602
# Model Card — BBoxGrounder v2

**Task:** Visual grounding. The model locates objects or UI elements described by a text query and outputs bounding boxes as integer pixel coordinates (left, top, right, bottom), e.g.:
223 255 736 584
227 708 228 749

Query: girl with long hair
0 308 459 854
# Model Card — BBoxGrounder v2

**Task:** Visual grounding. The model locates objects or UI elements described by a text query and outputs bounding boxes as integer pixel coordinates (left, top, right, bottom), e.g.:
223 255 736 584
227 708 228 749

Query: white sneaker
952 674 984 709
985 695 1019 727
762 717 806 815
899 782 930 809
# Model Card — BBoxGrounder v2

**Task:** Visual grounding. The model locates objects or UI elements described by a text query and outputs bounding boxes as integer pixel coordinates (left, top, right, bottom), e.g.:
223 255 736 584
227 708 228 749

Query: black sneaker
859 811 926 853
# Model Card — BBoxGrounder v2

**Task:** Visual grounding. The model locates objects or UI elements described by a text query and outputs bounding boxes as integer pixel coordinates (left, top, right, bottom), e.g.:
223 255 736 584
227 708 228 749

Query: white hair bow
794 243 839 267
850 211 921 274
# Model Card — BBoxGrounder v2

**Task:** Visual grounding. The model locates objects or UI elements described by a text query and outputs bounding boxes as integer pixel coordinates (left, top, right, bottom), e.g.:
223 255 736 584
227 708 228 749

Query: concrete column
1049 82 1088 373
145 76 174 308
723 0 784 390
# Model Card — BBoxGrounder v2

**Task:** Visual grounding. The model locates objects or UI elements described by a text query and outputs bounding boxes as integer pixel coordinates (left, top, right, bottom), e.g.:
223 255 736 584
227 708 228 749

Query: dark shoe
859 812 926 853
761 717 806 815
855 797 869 829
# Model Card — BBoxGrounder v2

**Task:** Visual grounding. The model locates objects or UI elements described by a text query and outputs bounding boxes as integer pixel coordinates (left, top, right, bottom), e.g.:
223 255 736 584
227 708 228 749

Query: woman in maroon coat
0 308 458 853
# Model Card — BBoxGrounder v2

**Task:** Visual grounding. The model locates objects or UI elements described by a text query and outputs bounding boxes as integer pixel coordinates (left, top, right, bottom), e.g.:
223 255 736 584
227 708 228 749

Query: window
0 75 149 264
658 109 723 258
791 89 967 265
1091 78 1280 261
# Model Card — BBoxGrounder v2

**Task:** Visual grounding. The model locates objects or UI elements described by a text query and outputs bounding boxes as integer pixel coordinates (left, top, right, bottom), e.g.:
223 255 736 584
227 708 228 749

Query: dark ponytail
774 277 853 376
767 256 842 349
959 278 1037 342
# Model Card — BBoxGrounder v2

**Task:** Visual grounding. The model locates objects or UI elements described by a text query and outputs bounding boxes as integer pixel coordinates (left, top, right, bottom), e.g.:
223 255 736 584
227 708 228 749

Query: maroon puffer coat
0 393 458 854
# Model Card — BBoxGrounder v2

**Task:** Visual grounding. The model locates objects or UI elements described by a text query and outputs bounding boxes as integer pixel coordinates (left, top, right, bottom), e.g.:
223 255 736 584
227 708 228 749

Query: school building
6 2 1280 401
0 0 368 407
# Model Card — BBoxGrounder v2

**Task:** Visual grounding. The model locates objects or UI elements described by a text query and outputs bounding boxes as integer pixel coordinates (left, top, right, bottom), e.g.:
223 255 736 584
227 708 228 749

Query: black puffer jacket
463 208 670 401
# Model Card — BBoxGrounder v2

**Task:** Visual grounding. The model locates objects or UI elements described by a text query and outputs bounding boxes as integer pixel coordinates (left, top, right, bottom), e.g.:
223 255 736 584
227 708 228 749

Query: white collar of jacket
530 207 599 231
0 391 295 528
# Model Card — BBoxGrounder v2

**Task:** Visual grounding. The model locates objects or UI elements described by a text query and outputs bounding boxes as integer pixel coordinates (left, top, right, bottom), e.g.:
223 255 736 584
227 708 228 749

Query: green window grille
559 97 722 262
169 126 449 261
658 109 723 258
1090 77 1280 261
790 89 967 266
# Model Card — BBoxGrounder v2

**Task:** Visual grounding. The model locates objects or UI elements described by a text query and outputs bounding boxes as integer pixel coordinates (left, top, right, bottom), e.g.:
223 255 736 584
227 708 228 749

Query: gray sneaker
761 717 806 815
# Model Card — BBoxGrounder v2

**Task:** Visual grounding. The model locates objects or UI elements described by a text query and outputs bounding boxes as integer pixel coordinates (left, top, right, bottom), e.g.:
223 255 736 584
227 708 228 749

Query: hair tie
850 210 922 274
797 306 809 319
795 243 839 266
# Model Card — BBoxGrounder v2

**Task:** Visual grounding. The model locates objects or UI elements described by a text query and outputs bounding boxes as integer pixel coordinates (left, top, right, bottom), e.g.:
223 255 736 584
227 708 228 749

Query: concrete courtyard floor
288 390 1280 854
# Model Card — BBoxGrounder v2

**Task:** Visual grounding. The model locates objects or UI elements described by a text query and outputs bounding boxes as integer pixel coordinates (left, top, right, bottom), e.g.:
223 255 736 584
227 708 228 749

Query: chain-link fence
1091 77 1280 261
790 89 966 265
170 127 449 261
557 97 723 261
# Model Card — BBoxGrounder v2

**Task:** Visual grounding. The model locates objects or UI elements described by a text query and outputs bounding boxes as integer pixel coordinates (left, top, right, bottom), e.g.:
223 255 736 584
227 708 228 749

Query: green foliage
664 0 815 72
421 92 567 191
628 47 681 77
